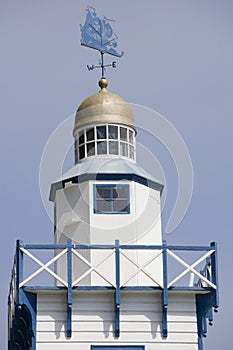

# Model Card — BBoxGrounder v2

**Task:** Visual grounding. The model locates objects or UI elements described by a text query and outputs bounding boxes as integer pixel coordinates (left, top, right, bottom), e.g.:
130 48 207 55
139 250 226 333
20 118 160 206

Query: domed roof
73 78 136 136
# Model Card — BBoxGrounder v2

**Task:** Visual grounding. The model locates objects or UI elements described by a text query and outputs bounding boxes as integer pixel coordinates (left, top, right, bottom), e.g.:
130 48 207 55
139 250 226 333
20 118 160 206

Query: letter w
87 65 95 71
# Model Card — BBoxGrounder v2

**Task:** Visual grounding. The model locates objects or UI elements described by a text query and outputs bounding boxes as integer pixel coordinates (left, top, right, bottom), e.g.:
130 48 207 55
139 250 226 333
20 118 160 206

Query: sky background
1 0 233 349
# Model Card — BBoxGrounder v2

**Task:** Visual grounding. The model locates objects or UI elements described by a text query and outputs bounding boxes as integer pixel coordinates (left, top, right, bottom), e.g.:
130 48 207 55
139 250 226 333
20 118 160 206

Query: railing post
16 240 23 306
67 239 72 338
115 239 120 337
162 240 168 338
210 242 219 310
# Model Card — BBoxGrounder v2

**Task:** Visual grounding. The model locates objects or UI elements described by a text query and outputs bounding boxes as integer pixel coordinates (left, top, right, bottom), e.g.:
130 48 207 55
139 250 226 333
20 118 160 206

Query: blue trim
23 285 215 293
162 240 168 338
210 242 219 309
196 291 218 350
198 334 203 350
49 172 164 201
16 240 24 305
93 184 130 214
91 347 145 350
9 240 219 346
22 243 214 251
24 286 115 291
67 239 72 338
9 291 37 350
115 240 120 337
22 291 37 350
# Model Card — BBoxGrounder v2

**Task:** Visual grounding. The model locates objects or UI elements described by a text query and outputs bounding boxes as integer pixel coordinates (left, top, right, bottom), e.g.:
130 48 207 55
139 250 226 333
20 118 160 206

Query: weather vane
80 6 124 79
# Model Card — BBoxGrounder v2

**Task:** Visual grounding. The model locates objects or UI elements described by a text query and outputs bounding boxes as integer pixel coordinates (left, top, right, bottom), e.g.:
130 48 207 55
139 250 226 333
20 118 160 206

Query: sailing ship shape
81 6 124 57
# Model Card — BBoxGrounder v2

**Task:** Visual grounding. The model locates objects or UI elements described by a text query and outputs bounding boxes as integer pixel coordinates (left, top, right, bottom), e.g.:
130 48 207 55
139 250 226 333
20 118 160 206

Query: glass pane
129 145 134 159
113 200 128 213
112 188 118 199
74 139 78 151
120 127 127 141
87 142 95 156
129 130 134 144
96 187 111 199
120 142 128 157
79 131 84 145
97 141 107 155
109 141 118 155
114 186 128 199
75 150 78 164
96 200 112 213
108 125 118 139
86 128 94 141
97 125 106 139
79 145 85 159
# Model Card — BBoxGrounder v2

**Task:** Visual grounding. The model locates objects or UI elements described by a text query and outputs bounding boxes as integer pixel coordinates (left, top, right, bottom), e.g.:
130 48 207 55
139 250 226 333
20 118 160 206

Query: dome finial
99 78 108 89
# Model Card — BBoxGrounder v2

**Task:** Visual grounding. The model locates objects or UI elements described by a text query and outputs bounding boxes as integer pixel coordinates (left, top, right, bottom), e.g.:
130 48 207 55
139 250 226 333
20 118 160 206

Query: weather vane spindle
80 6 124 79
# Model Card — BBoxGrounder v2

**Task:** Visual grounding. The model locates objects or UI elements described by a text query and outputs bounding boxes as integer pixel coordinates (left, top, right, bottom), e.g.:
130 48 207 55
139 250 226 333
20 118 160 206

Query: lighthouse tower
8 8 219 350
50 76 163 287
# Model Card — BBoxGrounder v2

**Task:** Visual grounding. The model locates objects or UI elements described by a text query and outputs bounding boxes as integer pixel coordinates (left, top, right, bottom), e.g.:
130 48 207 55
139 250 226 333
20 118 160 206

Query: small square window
97 125 106 139
79 145 85 159
120 127 127 141
129 145 134 159
86 128 94 142
97 141 107 155
87 142 95 156
94 184 130 214
79 131 84 145
109 141 118 155
120 142 128 157
74 139 78 151
129 130 134 144
108 125 118 139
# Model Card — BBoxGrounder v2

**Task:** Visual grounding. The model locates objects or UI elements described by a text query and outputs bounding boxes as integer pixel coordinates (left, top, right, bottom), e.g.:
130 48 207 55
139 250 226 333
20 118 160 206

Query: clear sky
1 0 233 349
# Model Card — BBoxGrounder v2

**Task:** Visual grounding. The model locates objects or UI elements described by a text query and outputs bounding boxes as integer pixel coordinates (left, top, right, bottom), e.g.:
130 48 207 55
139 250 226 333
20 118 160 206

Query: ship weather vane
80 6 124 78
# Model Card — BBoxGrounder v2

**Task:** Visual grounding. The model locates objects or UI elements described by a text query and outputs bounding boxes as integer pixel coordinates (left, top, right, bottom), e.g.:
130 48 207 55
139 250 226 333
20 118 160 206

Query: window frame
93 184 130 215
75 124 136 163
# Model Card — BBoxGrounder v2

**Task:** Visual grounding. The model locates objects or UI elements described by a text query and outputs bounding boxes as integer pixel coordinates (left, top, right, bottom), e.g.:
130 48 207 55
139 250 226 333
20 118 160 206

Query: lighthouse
50 76 163 287
8 8 219 350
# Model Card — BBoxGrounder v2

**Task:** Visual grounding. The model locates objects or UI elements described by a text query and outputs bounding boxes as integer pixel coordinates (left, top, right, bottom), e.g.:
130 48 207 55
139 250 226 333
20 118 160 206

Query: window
75 124 135 162
94 184 130 214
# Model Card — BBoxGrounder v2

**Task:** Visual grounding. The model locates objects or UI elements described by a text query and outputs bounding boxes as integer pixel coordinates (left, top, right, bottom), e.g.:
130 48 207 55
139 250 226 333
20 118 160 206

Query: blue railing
8 240 219 343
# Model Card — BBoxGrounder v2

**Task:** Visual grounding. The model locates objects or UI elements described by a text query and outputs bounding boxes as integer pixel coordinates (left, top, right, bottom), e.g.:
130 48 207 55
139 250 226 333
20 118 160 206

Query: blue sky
1 1 233 349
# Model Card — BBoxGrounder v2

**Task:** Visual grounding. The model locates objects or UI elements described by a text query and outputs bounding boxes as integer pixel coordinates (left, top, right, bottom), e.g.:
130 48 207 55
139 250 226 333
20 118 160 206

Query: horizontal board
37 296 196 312
37 320 197 333
37 300 196 313
36 344 198 350
37 292 114 303
36 331 198 343
37 310 197 323
37 291 196 303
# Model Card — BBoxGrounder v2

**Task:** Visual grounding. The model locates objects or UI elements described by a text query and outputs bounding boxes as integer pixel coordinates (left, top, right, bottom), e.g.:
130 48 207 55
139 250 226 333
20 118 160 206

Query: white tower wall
55 182 91 284
35 291 198 349
54 179 163 287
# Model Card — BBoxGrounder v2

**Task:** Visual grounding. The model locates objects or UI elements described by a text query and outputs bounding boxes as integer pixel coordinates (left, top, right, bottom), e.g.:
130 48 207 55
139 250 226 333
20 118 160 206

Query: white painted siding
54 180 163 287
89 181 162 246
36 291 198 350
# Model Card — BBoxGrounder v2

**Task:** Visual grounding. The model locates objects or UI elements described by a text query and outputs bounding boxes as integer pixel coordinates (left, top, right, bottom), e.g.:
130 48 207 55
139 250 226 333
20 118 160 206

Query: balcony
8 240 219 343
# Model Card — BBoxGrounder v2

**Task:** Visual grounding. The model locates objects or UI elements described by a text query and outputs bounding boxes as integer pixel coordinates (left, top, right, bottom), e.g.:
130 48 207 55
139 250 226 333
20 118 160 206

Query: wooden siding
36 291 198 350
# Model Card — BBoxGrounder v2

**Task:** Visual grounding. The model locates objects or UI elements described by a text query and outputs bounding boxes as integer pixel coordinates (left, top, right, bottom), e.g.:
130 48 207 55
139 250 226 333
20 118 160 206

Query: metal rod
210 242 219 309
16 240 23 305
115 240 120 337
67 239 72 338
162 240 168 338
101 52 105 78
